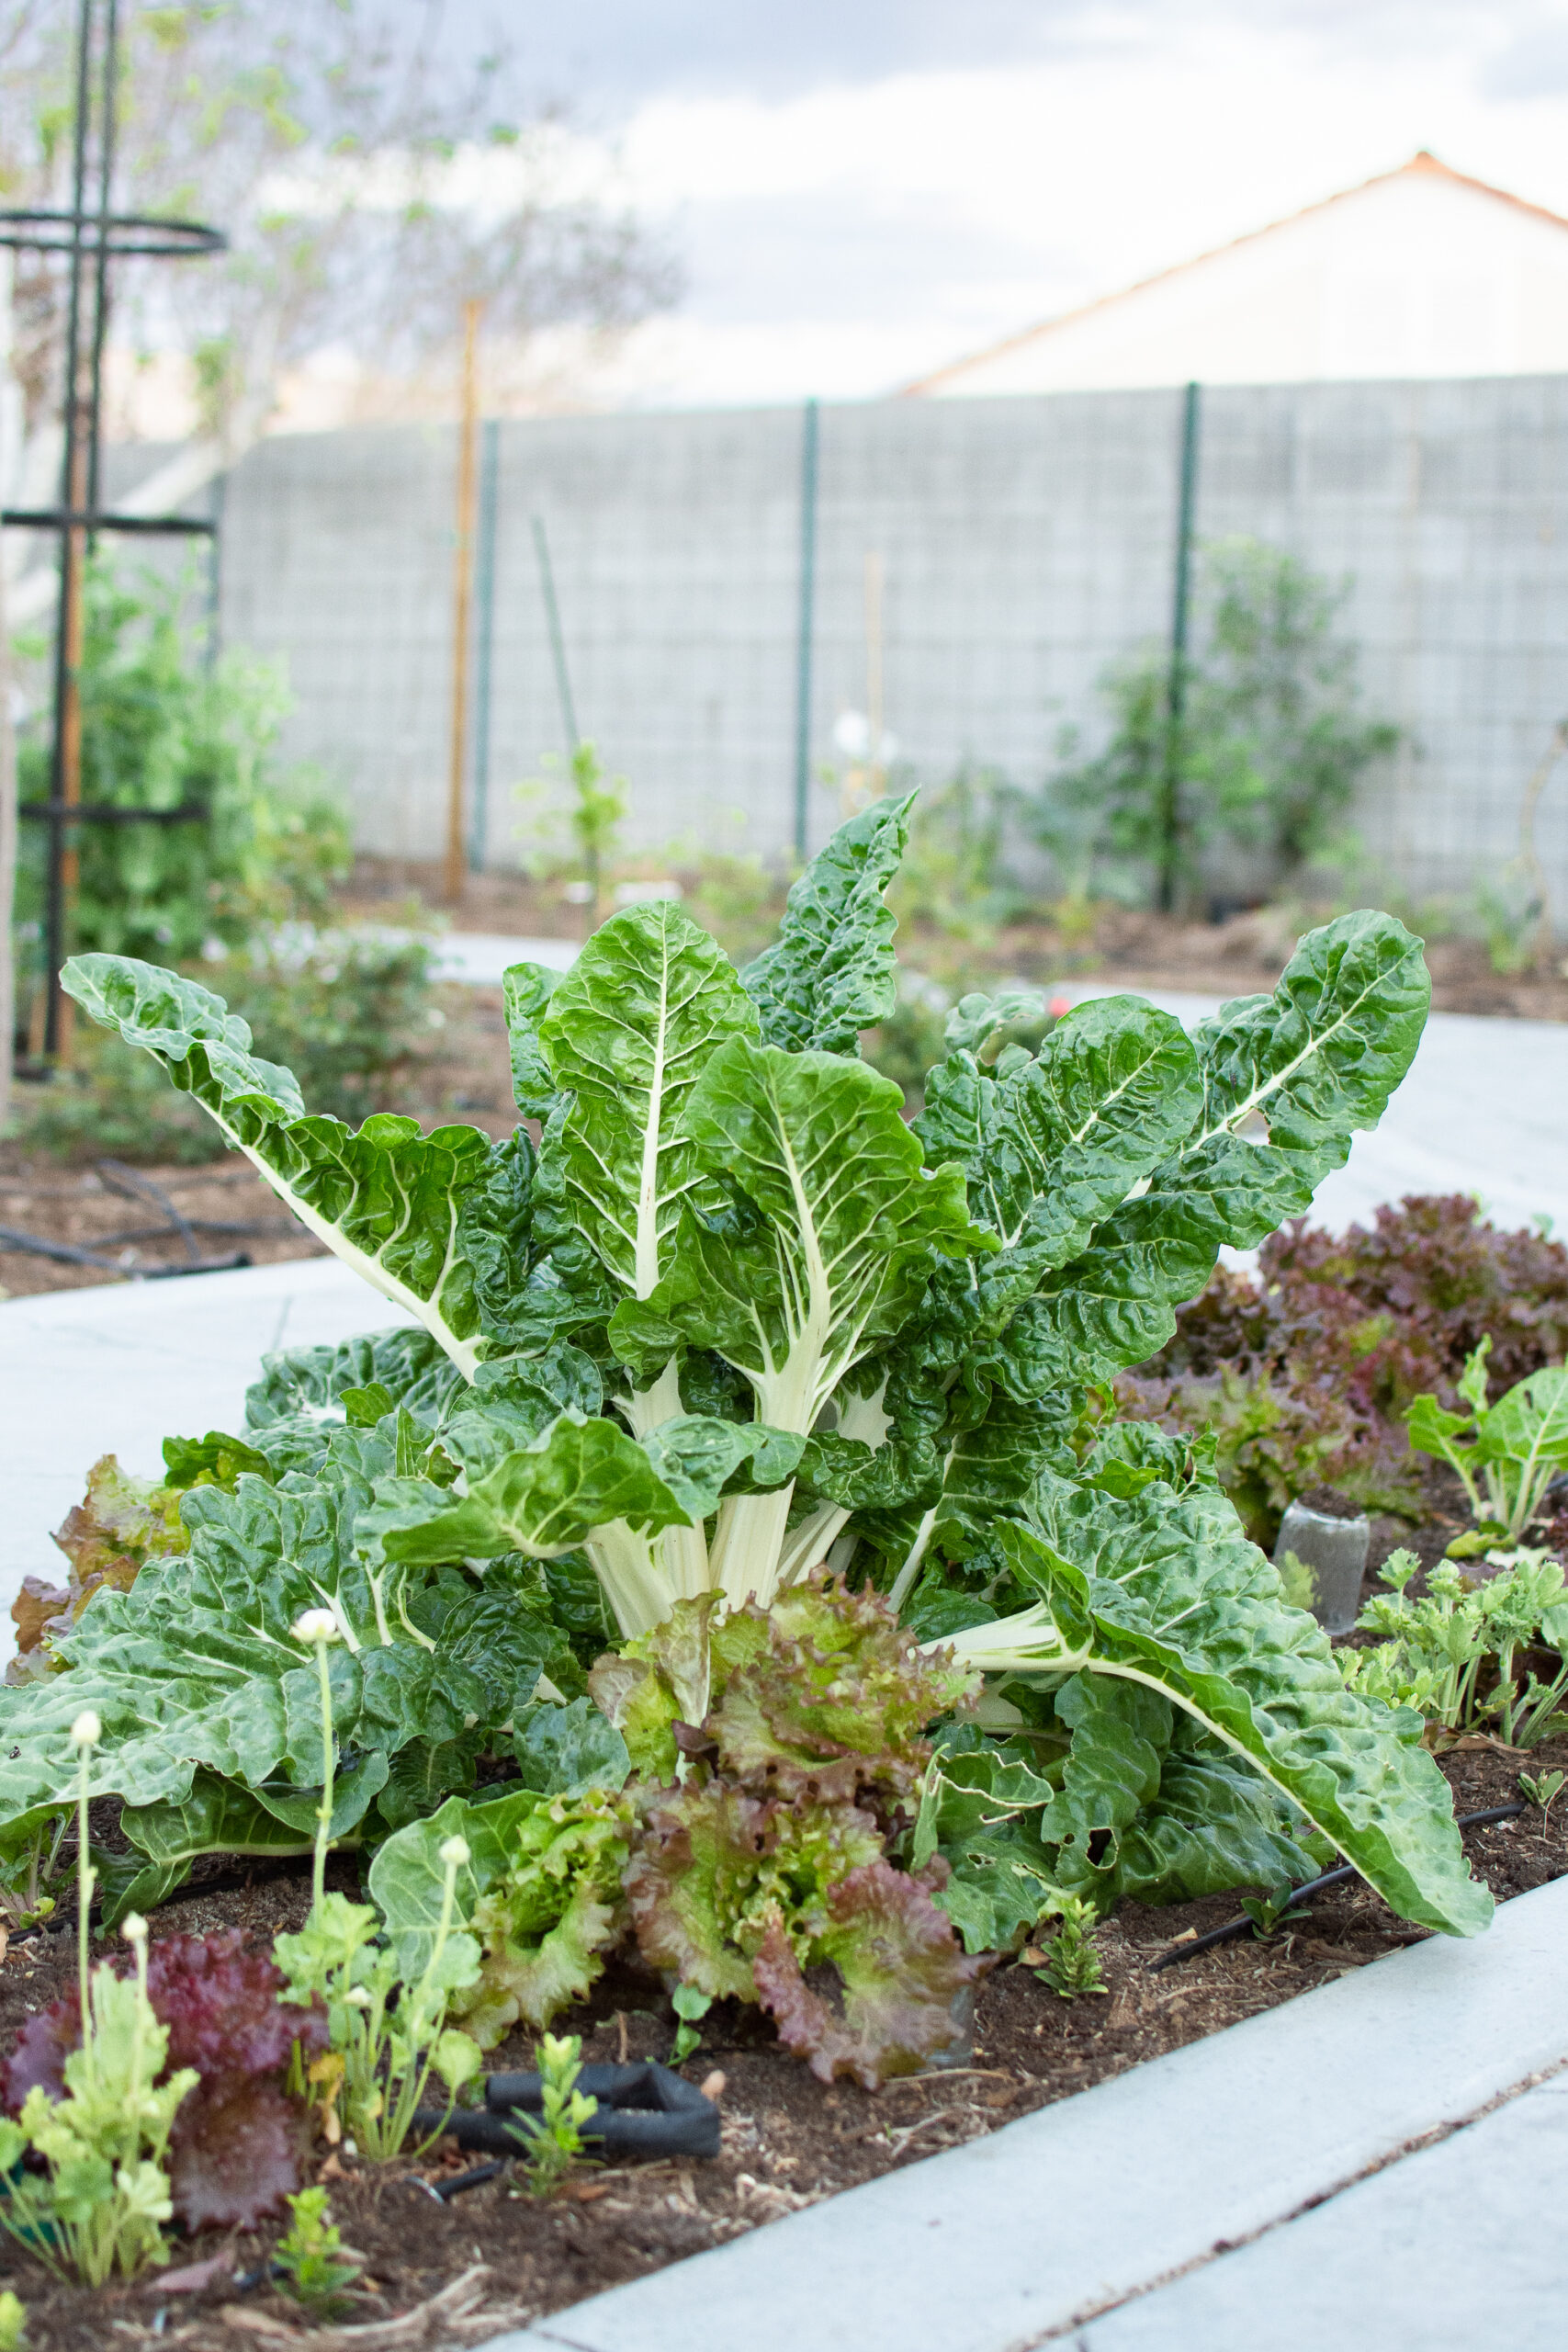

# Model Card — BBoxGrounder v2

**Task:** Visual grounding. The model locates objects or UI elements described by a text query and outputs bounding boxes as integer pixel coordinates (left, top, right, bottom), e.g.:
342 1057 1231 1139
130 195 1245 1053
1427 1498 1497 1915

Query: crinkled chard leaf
537 901 759 1313
62 955 517 1376
986 1474 1491 1938
740 791 914 1055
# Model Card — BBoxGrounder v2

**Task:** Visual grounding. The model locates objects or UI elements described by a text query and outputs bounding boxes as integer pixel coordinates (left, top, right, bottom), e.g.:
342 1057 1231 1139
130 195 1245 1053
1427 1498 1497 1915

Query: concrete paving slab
0 1260 416 1623
493 1873 1568 2352
1071 2067 1568 2351
434 933 578 986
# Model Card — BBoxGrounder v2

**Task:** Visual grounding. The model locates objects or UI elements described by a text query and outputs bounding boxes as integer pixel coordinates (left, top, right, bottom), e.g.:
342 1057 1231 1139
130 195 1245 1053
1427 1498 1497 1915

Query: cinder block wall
211 377 1568 897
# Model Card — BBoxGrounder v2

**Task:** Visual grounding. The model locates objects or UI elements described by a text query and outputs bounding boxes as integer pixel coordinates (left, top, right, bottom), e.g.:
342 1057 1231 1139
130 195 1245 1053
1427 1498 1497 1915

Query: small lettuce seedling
1029 1895 1107 1999
1518 1767 1565 1830
272 2187 364 2317
508 2033 599 2197
1407 1338 1568 1545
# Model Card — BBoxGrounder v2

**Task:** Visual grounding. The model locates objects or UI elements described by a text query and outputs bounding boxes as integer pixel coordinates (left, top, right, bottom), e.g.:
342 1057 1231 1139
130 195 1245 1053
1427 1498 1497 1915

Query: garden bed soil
0 1736 1562 2352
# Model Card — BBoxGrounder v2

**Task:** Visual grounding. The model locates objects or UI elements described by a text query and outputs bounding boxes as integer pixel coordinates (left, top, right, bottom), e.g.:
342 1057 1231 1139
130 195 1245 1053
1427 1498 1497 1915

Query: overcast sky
488 2 1568 404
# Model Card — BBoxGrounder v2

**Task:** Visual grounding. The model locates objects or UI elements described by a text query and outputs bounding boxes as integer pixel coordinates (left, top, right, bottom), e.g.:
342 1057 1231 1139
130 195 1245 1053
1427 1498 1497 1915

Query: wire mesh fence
62 373 1568 902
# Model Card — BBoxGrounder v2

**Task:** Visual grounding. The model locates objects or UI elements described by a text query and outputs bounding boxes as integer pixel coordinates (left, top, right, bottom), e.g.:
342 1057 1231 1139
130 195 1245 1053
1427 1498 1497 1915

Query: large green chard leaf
537 902 760 1311
964 913 1429 1397
660 1037 991 1431
367 1410 792 1569
1190 908 1430 1165
245 1329 468 1434
973 1474 1490 1938
62 956 516 1377
739 791 914 1054
917 994 1201 1273
0 1462 497 1836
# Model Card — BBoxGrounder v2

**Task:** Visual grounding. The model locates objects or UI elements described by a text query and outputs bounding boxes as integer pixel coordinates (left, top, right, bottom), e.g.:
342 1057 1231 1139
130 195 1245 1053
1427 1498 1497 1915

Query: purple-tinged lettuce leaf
750 1860 993 2088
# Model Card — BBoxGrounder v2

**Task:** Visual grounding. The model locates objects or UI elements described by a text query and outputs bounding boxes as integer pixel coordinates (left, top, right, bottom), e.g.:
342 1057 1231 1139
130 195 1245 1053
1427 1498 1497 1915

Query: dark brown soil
0 1733 1561 2350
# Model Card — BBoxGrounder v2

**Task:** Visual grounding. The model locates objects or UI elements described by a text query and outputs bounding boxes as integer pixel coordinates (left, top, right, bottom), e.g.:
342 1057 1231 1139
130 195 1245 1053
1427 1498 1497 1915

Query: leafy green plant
670 1984 713 2064
220 927 444 1125
1029 1894 1106 1997
517 742 626 925
1407 1338 1568 1545
0 796 1496 2080
509 2032 598 2196
0 1717 195 2284
274 1870 482 2164
1518 1767 1564 1827
1342 1546 1568 1747
11 556 349 999
272 2188 364 2317
1239 1886 1311 1939
1028 538 1397 905
0 2290 24 2350
272 1643 483 2162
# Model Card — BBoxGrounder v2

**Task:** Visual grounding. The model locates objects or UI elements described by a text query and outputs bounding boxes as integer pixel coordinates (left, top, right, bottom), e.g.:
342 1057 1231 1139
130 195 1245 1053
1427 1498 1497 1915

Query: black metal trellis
0 0 226 1062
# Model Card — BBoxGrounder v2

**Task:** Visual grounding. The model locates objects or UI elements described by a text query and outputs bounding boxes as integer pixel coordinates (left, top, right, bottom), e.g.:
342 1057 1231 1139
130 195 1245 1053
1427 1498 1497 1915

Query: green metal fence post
792 397 819 864
1158 379 1201 914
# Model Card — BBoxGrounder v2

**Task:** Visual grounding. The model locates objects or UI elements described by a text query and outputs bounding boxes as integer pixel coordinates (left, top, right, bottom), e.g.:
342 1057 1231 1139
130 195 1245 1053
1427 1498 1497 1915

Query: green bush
220 929 444 1127
12 556 350 1010
1029 537 1398 907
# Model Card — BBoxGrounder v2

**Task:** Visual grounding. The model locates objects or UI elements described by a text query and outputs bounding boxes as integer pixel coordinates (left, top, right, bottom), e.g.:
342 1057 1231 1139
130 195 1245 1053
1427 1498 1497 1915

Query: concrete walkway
490 1872 1568 2352
0 1260 416 1617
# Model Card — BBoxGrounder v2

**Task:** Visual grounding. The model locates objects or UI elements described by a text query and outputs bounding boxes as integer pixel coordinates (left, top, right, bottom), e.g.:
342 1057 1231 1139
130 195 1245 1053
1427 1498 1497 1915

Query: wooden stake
445 297 482 905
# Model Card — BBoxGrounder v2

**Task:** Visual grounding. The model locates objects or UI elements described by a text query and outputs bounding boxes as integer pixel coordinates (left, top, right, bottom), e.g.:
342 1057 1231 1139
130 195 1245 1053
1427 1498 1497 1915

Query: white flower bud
291 1610 340 1646
70 1711 101 1748
438 1836 470 1870
344 1985 373 2009
120 1914 148 1945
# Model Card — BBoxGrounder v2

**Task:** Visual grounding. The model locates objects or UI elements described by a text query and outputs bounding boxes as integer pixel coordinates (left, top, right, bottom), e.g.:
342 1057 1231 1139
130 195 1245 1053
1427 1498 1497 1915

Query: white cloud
604 11 1568 404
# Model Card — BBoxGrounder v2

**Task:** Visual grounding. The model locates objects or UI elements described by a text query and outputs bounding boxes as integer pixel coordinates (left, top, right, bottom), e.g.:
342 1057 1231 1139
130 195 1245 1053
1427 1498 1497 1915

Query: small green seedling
0 2289 26 2349
509 2032 599 2196
1031 1895 1108 2000
1240 1886 1311 1940
670 1984 712 2065
272 2188 364 2318
1517 1768 1565 1833
1407 1338 1568 1544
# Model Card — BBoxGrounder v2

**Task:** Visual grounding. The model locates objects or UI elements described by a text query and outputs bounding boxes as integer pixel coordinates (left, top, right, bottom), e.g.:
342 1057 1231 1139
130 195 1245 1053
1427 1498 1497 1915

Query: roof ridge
899 151 1568 398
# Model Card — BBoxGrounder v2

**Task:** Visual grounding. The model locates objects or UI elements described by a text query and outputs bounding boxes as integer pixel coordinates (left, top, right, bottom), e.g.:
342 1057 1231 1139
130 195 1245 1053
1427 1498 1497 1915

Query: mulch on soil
0 1734 1561 2351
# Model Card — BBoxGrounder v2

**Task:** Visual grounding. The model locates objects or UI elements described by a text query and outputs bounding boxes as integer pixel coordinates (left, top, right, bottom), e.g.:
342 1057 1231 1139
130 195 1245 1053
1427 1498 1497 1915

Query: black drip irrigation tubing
1147 1803 1528 1973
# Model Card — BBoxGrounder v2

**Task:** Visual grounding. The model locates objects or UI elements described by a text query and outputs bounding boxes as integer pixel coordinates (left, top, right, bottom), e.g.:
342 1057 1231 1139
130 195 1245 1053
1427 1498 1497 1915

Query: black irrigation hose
1147 1803 1529 1973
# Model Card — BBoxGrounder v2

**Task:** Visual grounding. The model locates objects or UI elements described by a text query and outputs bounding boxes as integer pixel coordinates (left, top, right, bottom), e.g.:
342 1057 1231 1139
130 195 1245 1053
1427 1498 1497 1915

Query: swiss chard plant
0 795 1494 2081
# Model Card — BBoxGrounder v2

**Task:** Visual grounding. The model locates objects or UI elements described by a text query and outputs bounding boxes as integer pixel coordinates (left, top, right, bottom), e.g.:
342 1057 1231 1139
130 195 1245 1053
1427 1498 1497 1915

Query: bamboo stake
444 298 482 905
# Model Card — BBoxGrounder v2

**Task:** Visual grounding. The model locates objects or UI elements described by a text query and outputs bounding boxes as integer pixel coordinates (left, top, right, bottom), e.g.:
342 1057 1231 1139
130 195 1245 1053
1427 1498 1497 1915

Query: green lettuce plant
1 796 1490 1970
1407 1338 1568 1546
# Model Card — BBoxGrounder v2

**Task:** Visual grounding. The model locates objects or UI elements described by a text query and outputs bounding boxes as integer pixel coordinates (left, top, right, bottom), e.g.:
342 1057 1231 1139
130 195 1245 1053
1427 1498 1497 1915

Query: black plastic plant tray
422 2062 721 2161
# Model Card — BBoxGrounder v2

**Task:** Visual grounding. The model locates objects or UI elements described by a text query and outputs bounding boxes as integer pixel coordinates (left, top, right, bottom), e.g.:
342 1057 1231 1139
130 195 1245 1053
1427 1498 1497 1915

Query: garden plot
1 797 1566 2348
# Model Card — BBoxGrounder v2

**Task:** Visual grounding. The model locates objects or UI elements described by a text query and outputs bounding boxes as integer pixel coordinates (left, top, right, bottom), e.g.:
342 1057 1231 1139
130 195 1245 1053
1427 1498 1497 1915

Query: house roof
900 151 1568 398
